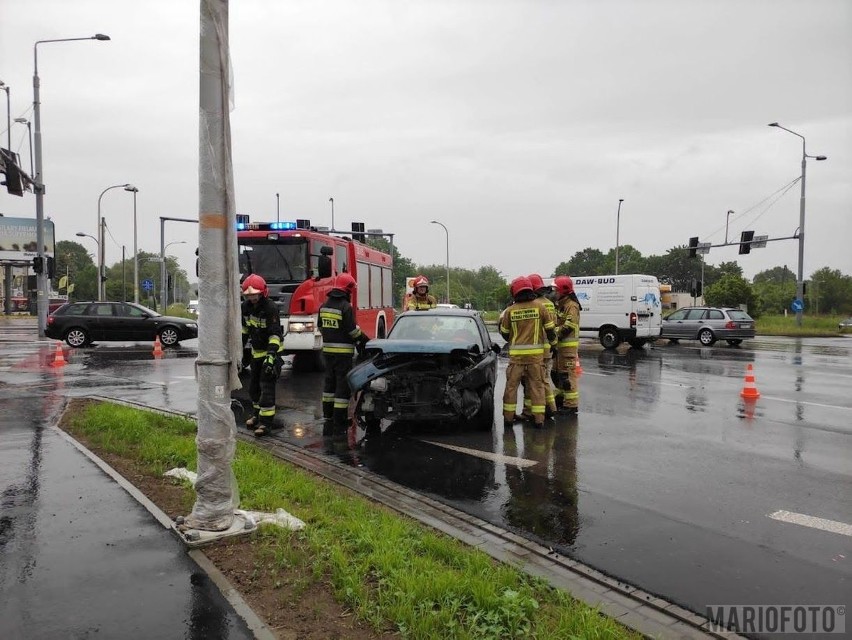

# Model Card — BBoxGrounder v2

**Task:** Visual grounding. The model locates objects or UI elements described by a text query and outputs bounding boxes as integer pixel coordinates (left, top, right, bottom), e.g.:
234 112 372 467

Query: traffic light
351 222 365 243
32 256 44 274
690 278 697 298
695 279 703 297
1 148 25 196
688 237 699 258
46 257 55 279
296 219 311 229
739 230 755 255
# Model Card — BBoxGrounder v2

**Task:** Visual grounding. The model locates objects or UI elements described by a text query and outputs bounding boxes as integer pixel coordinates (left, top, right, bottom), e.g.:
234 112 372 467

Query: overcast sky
1 0 850 285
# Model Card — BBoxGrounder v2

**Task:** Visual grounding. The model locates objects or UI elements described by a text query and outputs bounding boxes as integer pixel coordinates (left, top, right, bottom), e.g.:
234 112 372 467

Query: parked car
45 301 199 347
347 308 502 431
839 317 852 332
660 306 755 346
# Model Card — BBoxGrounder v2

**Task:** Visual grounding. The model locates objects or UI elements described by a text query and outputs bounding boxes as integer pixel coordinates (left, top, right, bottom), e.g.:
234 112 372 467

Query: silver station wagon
660 306 755 346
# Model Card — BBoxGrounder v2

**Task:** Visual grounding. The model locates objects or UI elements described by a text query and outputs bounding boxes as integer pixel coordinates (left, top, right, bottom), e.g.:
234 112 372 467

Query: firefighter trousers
248 356 278 428
322 352 354 430
503 359 546 426
555 347 579 409
522 356 556 416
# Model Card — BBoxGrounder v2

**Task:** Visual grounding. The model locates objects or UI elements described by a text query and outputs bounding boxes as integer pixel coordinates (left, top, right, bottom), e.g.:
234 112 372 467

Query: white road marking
761 396 852 412
768 510 852 537
420 440 539 468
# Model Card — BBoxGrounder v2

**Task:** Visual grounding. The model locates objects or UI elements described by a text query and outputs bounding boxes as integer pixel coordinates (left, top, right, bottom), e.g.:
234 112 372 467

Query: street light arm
768 122 806 156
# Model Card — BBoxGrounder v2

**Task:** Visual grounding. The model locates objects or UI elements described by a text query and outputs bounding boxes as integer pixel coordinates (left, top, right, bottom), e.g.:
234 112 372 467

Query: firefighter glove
262 353 280 379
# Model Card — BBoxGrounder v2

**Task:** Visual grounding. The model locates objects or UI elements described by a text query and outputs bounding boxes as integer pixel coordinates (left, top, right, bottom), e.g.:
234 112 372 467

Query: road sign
791 299 804 312
751 235 769 249
697 242 712 255
142 278 154 292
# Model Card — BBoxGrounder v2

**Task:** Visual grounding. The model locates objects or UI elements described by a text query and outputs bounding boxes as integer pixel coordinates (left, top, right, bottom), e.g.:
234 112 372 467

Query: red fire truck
237 220 394 370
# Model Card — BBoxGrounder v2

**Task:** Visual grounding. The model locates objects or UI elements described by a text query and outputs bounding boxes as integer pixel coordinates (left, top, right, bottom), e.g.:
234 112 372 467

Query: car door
118 303 154 340
662 309 688 338
88 303 118 340
683 308 708 338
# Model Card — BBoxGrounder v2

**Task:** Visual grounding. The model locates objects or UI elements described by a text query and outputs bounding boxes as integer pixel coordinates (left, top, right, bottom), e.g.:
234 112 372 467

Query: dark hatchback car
347 309 501 431
46 301 199 347
660 306 755 346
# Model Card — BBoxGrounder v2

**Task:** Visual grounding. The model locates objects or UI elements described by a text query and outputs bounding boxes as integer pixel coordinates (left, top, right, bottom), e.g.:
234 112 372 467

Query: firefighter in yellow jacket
520 273 558 418
553 275 582 414
407 275 437 310
499 276 557 428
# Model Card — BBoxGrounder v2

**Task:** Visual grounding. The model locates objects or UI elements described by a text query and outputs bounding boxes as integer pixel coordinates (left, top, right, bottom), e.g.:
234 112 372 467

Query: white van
187 300 199 316
548 274 662 349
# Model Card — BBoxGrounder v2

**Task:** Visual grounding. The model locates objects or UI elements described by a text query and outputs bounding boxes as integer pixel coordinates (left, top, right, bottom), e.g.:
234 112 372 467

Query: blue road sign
142 278 154 292
791 299 804 312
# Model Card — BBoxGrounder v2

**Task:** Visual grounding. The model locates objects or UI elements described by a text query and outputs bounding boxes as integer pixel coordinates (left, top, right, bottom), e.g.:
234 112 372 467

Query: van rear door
634 278 662 337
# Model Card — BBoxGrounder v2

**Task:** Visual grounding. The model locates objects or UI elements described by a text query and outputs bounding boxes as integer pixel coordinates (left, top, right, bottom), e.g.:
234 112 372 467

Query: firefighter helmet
528 273 552 293
553 275 574 296
510 276 534 299
334 273 357 296
241 274 268 297
413 275 430 291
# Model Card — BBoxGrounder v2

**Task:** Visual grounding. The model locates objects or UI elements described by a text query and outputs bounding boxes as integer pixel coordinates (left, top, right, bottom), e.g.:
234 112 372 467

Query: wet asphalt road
1 324 850 626
0 333 253 639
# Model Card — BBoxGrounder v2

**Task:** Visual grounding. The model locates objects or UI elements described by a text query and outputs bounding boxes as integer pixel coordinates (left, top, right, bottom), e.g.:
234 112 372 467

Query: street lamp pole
430 220 450 303
276 192 280 223
96 183 133 300
328 197 334 231
725 209 734 245
768 122 827 327
159 240 186 310
125 185 140 304
615 198 624 275
33 34 110 336
0 80 10 150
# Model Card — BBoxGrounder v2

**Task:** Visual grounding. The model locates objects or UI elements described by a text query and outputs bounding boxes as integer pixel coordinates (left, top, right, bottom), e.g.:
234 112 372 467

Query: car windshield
390 314 482 345
238 238 309 283
727 309 752 320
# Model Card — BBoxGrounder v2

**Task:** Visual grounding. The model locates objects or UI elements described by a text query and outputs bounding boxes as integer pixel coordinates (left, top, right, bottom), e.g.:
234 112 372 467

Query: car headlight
288 321 315 333
186 323 197 329
369 377 388 392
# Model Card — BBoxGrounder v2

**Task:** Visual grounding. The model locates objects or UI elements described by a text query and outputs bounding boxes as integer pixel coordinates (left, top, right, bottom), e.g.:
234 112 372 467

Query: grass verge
755 314 847 337
61 400 637 640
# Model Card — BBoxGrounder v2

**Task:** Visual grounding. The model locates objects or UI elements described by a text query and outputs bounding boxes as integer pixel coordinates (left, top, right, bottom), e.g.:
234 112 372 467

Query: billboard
0 217 55 262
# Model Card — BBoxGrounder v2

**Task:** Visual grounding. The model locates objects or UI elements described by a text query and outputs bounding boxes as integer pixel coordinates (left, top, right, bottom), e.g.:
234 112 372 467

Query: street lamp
33 34 111 335
724 209 734 245
430 220 450 304
13 118 34 177
159 240 186 309
768 122 827 327
328 197 334 231
96 183 133 300
276 192 280 223
124 185 140 304
614 198 624 275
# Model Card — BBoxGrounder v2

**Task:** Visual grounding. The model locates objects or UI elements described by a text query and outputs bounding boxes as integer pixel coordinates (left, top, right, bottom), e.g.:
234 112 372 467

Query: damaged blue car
347 309 501 431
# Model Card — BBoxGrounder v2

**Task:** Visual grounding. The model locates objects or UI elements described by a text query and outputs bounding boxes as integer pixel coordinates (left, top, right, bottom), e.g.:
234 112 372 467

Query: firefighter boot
332 407 349 435
245 414 259 429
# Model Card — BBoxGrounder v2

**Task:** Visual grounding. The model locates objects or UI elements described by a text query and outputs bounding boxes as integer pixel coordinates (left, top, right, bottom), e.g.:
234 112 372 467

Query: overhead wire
700 176 802 243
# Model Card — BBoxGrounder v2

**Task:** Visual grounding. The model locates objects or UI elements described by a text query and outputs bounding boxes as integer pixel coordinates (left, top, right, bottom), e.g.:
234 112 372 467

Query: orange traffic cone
740 363 760 399
152 335 164 358
50 342 67 368
574 353 583 376
741 398 758 421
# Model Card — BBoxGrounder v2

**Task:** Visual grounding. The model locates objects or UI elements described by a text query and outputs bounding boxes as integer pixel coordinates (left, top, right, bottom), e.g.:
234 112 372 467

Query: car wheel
726 339 743 346
471 387 495 431
628 338 647 349
698 328 716 346
65 327 89 348
159 327 180 346
599 327 621 350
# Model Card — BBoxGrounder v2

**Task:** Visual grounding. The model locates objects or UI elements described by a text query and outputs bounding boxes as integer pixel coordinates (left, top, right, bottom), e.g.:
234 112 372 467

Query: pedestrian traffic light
739 230 755 255
688 237 699 258
351 222 365 243
32 256 44 274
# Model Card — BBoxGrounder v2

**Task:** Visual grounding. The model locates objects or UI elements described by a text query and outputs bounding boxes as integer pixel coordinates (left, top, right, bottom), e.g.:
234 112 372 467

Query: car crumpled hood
346 339 484 391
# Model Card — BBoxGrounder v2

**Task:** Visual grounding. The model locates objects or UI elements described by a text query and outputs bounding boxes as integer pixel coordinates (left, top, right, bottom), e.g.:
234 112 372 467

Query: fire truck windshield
238 238 309 283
